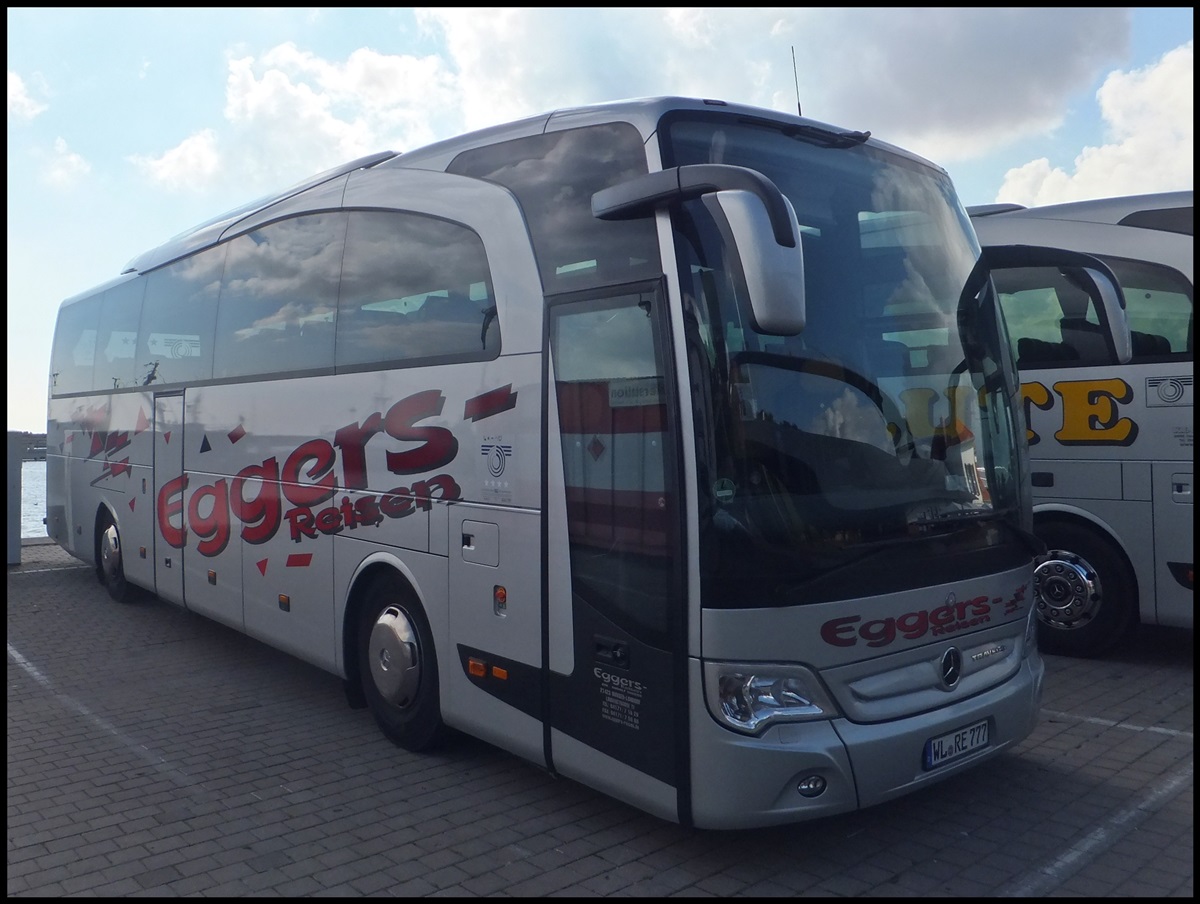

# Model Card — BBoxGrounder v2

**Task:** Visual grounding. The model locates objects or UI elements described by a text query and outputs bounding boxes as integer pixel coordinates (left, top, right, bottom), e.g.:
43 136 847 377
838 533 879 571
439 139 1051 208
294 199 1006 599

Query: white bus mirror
592 163 806 335
1073 266 1132 364
700 189 806 335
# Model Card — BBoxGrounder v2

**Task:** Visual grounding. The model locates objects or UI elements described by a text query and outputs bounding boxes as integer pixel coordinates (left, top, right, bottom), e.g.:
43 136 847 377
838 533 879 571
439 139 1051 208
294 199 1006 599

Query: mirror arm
592 164 796 247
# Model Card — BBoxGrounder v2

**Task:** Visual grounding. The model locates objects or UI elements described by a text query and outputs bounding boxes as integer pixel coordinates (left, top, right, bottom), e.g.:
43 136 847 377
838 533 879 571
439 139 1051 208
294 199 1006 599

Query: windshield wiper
782 124 871 149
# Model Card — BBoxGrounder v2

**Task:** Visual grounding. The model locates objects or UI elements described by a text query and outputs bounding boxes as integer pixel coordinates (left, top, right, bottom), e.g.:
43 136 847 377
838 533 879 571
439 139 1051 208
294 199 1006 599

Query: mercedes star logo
940 647 963 689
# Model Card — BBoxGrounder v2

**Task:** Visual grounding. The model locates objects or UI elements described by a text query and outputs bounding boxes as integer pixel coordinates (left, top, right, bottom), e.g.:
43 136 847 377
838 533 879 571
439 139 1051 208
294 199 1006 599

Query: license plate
923 718 990 770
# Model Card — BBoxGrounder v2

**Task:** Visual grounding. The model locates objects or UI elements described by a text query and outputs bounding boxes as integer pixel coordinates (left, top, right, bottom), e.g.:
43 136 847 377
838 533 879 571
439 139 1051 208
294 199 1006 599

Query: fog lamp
797 775 827 797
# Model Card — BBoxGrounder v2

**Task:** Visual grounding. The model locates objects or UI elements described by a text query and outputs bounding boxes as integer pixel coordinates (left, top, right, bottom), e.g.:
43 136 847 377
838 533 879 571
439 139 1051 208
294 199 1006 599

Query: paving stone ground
8 538 1193 896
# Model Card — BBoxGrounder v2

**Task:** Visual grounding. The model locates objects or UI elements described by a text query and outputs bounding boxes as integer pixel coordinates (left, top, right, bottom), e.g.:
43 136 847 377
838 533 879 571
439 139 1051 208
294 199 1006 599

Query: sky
7 7 1194 433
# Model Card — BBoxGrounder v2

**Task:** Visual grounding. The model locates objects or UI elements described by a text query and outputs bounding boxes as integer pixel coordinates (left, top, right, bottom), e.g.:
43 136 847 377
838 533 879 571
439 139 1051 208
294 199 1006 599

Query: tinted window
93 278 146 390
995 256 1193 367
550 288 675 643
49 295 101 396
138 247 226 386
214 212 346 379
1105 257 1192 359
447 123 660 294
335 210 498 370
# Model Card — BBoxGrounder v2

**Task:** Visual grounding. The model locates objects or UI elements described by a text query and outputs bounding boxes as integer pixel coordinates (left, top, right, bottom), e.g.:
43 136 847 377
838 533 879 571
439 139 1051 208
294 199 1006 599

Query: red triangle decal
256 559 268 576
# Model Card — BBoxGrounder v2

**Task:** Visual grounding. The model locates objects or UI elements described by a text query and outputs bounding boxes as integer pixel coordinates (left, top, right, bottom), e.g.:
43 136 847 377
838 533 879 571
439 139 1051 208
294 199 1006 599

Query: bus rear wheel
357 572 446 752
1032 520 1136 657
97 514 131 603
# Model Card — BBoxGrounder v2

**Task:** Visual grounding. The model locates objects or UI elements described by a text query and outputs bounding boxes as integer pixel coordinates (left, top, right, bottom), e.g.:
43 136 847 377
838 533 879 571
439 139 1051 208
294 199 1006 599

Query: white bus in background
970 192 1193 657
46 96 1128 829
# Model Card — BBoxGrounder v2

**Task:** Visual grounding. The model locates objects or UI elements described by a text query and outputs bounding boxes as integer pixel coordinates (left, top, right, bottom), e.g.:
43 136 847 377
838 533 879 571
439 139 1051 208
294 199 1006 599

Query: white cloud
128 129 220 191
415 8 1130 163
41 137 90 187
214 42 461 185
997 41 1193 205
418 8 820 131
100 10 1173 207
797 8 1130 162
8 71 48 119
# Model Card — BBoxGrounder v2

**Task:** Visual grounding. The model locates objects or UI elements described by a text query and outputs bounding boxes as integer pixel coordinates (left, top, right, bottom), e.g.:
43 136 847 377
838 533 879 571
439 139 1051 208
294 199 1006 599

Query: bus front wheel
357 572 446 752
1033 520 1137 657
97 514 131 603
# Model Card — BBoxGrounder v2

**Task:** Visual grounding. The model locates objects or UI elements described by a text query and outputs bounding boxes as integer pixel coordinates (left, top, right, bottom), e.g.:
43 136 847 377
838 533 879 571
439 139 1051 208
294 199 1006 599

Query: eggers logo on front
594 668 644 694
820 585 1028 648
156 389 466 555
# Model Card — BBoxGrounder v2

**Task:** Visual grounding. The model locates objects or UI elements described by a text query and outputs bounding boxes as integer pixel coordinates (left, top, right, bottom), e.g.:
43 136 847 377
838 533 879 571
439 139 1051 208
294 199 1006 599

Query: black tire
1032 520 1137 657
357 571 446 751
97 513 131 603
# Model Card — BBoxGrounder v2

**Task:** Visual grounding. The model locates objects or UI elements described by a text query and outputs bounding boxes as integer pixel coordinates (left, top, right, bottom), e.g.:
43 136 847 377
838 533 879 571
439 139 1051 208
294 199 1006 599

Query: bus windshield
664 114 1026 607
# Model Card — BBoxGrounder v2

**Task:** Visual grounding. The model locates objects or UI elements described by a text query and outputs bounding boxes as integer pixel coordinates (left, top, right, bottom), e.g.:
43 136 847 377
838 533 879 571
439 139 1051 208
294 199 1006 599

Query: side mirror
700 189 806 335
593 164 806 335
1063 266 1133 364
979 245 1132 364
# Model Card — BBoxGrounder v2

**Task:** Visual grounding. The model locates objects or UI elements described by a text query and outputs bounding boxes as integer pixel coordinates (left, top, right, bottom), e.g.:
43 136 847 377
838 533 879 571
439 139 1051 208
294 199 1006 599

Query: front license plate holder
923 718 990 770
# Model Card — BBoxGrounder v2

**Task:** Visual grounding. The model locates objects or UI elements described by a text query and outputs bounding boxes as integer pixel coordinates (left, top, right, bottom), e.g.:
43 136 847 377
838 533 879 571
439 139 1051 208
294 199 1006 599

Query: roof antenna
791 46 802 117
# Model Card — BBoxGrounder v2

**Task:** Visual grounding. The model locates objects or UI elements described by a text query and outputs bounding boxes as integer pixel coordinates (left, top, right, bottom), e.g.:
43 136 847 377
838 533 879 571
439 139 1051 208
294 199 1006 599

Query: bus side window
447 122 659 296
993 269 1074 368
1016 337 1078 367
213 212 346 379
93 279 146 390
138 246 225 386
1056 280 1114 365
996 258 1193 368
335 210 499 370
1100 256 1193 362
49 294 101 396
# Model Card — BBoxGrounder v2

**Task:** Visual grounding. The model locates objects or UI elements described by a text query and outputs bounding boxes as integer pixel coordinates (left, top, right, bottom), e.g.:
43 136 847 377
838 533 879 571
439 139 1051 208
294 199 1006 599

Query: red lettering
286 507 317 542
380 491 415 519
230 458 281 545
384 391 459 474
821 616 858 647
315 506 343 536
353 496 383 527
896 609 929 640
412 473 462 508
930 605 956 627
822 595 1000 648
282 439 336 507
860 618 895 647
189 479 231 557
334 412 383 490
157 474 188 549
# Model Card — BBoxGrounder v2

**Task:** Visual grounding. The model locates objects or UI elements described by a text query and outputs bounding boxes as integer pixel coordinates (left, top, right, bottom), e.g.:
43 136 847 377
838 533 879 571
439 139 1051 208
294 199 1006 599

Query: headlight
703 661 840 735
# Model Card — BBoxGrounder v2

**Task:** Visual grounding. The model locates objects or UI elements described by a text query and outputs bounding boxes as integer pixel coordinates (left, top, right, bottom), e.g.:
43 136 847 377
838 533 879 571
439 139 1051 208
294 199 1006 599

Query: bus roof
120 151 399 277
115 96 929 280
967 190 1193 234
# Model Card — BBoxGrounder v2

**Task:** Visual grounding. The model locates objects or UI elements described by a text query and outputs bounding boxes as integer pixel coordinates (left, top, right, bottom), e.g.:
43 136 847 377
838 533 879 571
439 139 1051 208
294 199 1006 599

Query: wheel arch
1032 503 1143 616
339 551 430 691
92 500 121 572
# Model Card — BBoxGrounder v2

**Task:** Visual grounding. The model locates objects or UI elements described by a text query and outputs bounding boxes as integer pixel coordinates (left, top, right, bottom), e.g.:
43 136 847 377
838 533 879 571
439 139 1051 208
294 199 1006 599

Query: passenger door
544 283 688 824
